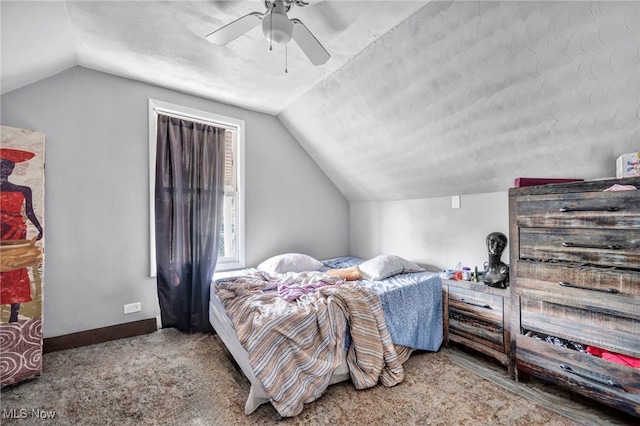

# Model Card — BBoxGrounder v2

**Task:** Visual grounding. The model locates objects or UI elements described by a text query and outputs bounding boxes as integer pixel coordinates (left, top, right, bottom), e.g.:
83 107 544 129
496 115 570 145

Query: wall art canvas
0 125 45 387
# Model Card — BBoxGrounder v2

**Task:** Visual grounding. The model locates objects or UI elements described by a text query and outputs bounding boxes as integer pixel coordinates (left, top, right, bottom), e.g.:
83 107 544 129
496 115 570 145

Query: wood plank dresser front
441 278 513 377
508 176 640 418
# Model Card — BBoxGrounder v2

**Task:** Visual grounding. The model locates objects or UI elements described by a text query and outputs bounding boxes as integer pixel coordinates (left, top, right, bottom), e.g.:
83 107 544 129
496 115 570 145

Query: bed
209 254 443 417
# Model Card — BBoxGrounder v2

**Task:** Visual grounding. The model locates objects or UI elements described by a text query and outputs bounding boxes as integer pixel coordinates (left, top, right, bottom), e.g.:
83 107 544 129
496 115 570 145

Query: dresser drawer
448 286 504 350
516 334 640 417
520 298 640 359
515 260 640 320
519 227 640 268
515 190 640 229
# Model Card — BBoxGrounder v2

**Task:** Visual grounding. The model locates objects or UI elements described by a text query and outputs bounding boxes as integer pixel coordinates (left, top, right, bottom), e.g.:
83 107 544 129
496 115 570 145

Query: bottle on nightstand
454 262 463 280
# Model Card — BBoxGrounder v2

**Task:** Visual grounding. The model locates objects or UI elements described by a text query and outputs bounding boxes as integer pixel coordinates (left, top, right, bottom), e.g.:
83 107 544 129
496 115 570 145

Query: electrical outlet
451 195 461 209
123 302 142 314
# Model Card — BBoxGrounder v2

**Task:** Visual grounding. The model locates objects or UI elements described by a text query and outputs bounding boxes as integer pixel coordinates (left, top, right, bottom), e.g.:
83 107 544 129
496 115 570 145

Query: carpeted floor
0 329 633 425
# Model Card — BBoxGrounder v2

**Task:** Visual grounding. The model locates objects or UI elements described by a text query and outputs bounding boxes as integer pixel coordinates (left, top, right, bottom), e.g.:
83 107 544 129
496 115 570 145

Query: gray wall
350 192 509 273
1 66 349 338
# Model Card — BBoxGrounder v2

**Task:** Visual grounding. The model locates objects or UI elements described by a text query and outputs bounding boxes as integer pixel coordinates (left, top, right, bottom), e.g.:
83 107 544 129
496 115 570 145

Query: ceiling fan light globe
262 13 293 44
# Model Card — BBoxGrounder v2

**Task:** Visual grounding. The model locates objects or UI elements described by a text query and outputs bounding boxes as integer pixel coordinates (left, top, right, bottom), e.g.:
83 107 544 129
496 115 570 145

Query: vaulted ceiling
2 1 639 202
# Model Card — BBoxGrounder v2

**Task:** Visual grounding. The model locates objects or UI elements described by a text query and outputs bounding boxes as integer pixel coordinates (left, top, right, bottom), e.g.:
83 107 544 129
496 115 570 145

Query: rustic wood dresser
442 278 513 377
508 176 640 417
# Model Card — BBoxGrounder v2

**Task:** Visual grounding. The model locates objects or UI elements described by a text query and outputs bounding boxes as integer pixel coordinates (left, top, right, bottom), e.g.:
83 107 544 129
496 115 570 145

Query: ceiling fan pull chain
285 44 288 74
269 4 273 51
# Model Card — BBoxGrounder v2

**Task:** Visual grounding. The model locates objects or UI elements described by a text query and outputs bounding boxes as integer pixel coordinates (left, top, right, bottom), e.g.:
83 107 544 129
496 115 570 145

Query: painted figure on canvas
482 232 509 288
0 126 45 388
0 149 43 322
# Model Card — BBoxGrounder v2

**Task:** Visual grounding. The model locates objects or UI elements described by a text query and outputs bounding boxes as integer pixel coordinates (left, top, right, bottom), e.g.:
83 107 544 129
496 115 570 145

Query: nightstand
441 278 513 378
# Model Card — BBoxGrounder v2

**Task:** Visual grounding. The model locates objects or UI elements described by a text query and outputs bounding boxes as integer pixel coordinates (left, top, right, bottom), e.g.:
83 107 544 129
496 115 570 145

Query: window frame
148 99 245 276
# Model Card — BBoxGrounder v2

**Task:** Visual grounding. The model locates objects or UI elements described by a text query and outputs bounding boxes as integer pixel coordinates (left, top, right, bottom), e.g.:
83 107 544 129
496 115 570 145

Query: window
218 130 240 264
148 99 245 275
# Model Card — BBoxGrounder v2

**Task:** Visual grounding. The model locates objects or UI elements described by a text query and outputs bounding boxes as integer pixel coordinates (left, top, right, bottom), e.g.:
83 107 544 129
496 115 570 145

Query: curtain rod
154 108 239 132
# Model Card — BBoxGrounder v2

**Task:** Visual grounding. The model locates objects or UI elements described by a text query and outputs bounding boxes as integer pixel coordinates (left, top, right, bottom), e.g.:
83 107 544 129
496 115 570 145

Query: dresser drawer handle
558 281 619 294
562 241 621 250
560 364 623 390
458 298 491 309
559 206 620 212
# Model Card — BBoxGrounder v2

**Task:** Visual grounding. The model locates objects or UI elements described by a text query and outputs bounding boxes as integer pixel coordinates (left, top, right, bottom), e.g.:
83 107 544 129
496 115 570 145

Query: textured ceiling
1 0 425 114
2 1 639 202
280 0 640 201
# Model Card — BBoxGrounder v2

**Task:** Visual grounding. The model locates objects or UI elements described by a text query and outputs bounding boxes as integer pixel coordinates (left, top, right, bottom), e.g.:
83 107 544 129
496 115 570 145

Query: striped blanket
215 271 409 417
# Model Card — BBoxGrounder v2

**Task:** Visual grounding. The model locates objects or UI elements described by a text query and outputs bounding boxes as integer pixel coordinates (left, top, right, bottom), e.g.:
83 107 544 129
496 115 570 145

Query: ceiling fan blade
291 18 330 65
205 12 263 45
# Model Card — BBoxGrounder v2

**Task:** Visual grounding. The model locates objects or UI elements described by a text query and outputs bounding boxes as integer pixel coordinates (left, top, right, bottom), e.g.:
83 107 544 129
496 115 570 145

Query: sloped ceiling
1 1 78 94
280 0 640 201
2 1 639 202
1 0 425 114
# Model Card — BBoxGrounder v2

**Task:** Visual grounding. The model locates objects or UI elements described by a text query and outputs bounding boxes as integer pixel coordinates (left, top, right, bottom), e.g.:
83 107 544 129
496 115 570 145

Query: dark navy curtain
155 114 225 333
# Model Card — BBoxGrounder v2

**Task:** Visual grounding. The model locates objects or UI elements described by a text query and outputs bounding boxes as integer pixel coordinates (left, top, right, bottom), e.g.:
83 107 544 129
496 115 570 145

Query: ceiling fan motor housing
262 2 293 44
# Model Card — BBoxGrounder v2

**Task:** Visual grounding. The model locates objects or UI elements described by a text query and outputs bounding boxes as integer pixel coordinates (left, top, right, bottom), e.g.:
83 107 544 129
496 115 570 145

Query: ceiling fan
205 0 330 66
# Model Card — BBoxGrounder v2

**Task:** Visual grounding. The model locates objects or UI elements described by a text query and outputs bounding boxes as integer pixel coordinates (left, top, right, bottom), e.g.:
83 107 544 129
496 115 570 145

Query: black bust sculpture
482 232 509 288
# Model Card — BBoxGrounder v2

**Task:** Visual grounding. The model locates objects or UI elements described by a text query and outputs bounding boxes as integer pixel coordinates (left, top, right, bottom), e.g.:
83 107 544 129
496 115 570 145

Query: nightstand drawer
516 334 640 417
448 286 504 350
441 279 511 373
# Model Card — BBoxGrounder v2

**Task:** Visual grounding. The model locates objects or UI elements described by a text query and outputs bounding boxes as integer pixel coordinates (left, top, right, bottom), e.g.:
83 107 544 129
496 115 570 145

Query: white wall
1 66 349 338
350 192 509 273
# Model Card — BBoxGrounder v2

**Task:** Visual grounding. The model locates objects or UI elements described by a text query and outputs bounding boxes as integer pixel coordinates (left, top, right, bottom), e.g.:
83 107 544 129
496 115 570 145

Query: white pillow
257 253 323 274
358 254 425 281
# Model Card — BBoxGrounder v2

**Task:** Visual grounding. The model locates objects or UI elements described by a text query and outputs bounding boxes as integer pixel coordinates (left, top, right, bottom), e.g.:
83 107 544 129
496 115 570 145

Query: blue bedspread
323 257 443 351
362 272 442 351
